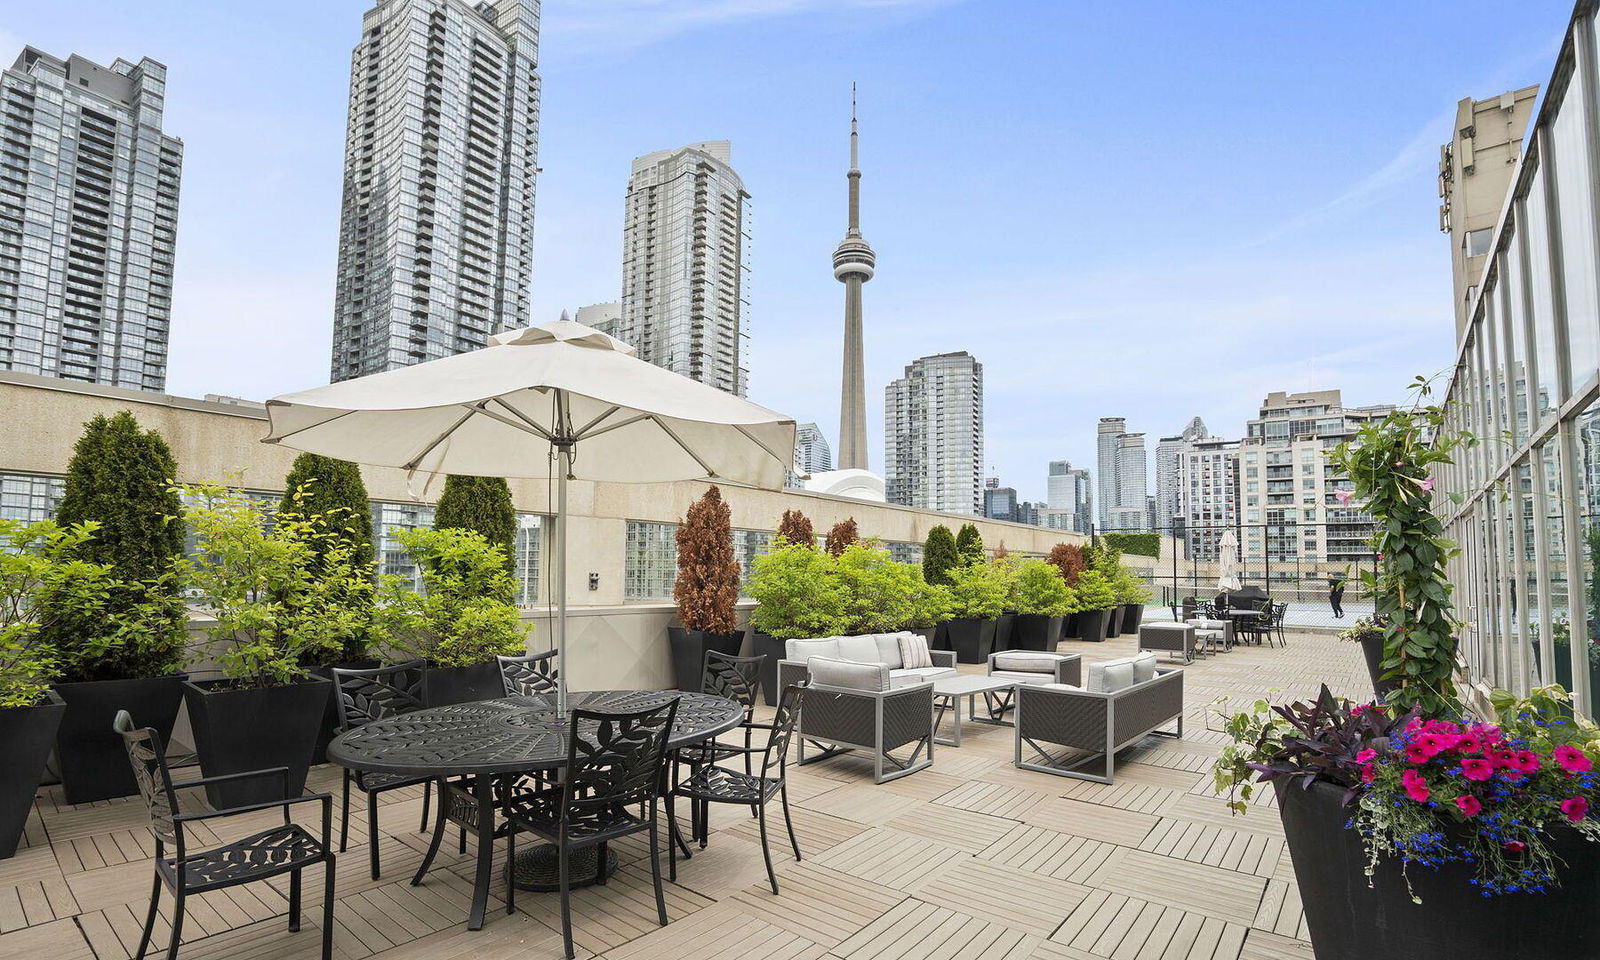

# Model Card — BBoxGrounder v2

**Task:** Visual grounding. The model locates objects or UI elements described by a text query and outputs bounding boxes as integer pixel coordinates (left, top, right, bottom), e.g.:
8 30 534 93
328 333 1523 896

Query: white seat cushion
890 665 955 687
990 669 1058 686
1036 682 1084 693
1131 652 1158 683
787 637 842 662
1186 619 1227 630
836 634 884 664
808 657 890 692
992 652 1064 673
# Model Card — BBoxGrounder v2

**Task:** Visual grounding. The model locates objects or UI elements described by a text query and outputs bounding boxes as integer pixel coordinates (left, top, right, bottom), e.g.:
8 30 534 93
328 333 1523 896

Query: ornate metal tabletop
327 689 745 778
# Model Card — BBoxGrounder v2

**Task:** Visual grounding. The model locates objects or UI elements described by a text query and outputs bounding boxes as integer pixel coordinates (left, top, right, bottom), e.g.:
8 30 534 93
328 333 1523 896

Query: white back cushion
874 633 907 669
808 656 890 692
836 635 883 664
1131 652 1158 684
1087 657 1136 694
787 637 841 662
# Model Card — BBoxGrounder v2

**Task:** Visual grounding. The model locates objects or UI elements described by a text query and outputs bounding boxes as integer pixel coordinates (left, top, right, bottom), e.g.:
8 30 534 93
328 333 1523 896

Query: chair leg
648 815 668 926
558 846 574 960
780 781 801 862
134 873 161 960
420 779 431 832
288 867 302 931
505 831 517 915
166 889 186 960
756 801 778 895
367 791 382 879
339 771 351 853
458 825 467 855
666 790 680 881
411 779 449 886
321 856 336 960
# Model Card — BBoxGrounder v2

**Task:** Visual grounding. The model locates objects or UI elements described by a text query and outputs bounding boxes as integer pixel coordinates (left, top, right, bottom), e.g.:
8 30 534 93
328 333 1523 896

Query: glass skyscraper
330 0 540 382
885 351 984 515
0 48 181 391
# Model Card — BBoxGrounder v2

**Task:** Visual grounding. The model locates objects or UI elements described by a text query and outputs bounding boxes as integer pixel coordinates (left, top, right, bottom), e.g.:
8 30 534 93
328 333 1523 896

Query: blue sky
0 0 1577 502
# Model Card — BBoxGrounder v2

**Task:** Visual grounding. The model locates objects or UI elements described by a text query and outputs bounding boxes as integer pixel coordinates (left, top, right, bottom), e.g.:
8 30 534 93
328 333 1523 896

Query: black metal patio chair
501 698 681 959
115 710 336 960
672 651 773 849
497 650 560 696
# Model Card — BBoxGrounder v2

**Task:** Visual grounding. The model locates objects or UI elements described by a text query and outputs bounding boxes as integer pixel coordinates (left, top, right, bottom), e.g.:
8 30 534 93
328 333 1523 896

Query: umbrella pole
556 441 570 717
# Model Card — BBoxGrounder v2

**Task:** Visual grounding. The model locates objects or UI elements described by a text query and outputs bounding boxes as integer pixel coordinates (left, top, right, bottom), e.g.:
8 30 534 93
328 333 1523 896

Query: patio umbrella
1216 529 1243 593
262 316 796 714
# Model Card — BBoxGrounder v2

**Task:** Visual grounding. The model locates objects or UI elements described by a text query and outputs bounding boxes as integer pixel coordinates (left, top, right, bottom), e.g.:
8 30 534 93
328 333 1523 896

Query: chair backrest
702 650 762 716
759 684 806 780
331 660 427 732
560 699 679 830
499 650 559 696
114 710 180 847
1271 602 1287 624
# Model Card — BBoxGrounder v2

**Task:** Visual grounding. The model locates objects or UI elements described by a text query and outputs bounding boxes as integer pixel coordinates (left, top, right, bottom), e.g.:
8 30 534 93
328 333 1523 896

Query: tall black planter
994 613 1017 652
946 617 997 663
668 627 745 693
182 677 329 809
1104 606 1124 639
1358 632 1401 701
308 660 379 764
423 661 504 707
1120 604 1144 635
1011 614 1062 652
1277 779 1600 959
53 674 185 804
751 631 787 706
1076 608 1108 642
1062 612 1079 641
0 691 65 859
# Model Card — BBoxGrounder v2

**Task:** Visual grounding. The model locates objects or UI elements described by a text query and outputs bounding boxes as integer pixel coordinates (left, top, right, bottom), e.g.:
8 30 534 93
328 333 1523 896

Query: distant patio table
327 689 744 930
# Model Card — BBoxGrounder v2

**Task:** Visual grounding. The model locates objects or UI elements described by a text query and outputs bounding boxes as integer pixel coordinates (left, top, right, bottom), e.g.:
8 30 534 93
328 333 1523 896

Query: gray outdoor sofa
781 656 936 783
777 633 957 690
1014 653 1184 784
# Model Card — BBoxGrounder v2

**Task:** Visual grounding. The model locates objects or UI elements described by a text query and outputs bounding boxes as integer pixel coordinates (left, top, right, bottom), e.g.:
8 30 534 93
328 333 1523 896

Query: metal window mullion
1559 419 1592 716
1530 446 1556 690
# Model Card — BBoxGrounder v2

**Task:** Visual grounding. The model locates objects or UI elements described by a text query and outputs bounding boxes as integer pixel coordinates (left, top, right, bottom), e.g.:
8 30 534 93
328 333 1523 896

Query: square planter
993 613 1017 652
1075 608 1108 642
53 674 186 804
1105 606 1124 639
751 631 787 706
1010 614 1062 652
0 690 65 859
1120 604 1144 635
422 661 505 707
668 627 746 693
308 660 379 763
946 617 997 664
182 677 330 809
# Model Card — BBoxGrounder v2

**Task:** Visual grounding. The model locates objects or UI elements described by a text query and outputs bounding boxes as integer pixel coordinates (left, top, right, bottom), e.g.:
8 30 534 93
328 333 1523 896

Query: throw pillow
898 632 934 669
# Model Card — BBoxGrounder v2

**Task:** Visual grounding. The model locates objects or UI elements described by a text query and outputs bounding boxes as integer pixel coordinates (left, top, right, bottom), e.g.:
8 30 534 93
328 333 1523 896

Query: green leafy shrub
776 509 815 547
47 412 186 682
180 483 378 688
0 520 118 707
906 575 953 629
749 542 849 639
434 475 516 572
1103 532 1160 560
955 523 984 566
378 527 528 668
1074 568 1117 610
834 543 916 633
946 562 1007 620
1112 566 1153 605
824 518 860 557
1010 558 1075 616
675 486 741 634
922 525 959 585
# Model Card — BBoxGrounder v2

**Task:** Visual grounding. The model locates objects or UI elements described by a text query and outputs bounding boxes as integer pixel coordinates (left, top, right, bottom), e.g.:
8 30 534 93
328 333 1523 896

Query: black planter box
423 661 504 707
1105 606 1123 639
1062 612 1079 641
54 674 185 804
946 617 997 663
1075 608 1108 642
182 677 329 809
1277 779 1600 958
0 691 65 859
1120 604 1144 635
1011 614 1062 652
1358 632 1401 702
751 631 787 706
667 627 745 693
308 660 379 764
993 613 1016 652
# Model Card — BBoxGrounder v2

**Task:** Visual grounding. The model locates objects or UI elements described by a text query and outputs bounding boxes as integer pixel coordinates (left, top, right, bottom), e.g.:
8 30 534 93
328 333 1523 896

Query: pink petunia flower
1504 840 1527 853
1555 745 1593 774
1335 489 1352 505
1361 764 1376 784
1460 758 1495 781
1561 796 1590 822
1355 749 1377 764
1455 732 1485 755
1402 769 1431 803
1420 476 1435 492
1511 751 1541 775
1456 795 1482 817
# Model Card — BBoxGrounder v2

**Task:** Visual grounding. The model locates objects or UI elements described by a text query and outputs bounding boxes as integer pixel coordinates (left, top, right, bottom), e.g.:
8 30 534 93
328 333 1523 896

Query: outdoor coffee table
328 689 743 930
931 675 1017 746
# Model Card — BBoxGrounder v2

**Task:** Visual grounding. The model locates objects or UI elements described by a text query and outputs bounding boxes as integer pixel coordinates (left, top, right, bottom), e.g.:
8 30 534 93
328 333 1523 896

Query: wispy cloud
542 0 957 53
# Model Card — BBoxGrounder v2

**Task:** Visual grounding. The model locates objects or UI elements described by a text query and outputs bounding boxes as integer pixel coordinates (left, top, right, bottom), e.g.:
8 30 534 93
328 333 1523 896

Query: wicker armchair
1014 666 1184 784
788 657 935 784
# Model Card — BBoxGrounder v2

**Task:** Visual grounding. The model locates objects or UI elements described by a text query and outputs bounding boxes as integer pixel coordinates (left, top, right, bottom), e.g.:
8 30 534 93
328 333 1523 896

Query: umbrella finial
559 309 571 322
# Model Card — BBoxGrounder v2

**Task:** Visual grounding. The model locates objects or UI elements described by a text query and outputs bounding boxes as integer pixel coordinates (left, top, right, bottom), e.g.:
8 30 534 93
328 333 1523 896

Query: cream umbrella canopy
1216 528 1243 593
263 317 796 714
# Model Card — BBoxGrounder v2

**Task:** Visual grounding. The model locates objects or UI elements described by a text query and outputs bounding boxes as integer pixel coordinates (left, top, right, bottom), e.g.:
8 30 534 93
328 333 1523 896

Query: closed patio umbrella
1216 528 1243 593
263 316 796 714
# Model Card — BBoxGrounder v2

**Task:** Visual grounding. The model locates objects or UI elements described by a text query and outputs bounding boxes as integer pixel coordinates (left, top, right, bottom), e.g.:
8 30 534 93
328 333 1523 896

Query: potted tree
668 486 744 692
776 509 815 549
749 541 848 705
434 474 517 570
944 562 1006 663
1072 569 1116 642
44 412 190 804
1009 559 1074 651
278 454 379 763
1113 566 1150 636
834 542 916 637
178 483 368 809
0 519 113 857
922 525 960 648
955 523 985 567
824 517 860 557
904 572 953 647
380 526 529 706
1046 542 1087 640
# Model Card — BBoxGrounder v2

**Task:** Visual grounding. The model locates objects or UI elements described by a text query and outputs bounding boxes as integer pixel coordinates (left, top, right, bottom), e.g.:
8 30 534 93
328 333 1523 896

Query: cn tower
833 84 876 471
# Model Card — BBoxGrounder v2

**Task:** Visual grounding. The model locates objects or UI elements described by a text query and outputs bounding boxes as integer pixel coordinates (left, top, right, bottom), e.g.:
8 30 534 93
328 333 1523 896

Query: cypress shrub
955 523 984 566
922 525 959 585
279 454 375 571
49 411 187 681
776 509 815 547
824 518 860 557
434 475 517 572
674 486 740 634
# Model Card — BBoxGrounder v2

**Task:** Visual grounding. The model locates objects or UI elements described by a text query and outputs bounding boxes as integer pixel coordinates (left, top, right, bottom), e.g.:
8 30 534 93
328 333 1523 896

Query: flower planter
53 674 186 804
1120 604 1143 635
1011 614 1062 652
1104 605 1123 639
1276 779 1600 959
993 612 1017 652
1358 632 1401 702
308 660 379 764
1075 608 1108 642
422 661 504 707
668 627 746 693
946 617 997 663
182 677 329 809
751 630 787 707
0 691 66 859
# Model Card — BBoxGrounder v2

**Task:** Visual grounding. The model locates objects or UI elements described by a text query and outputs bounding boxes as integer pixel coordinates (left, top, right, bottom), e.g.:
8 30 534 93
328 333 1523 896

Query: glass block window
0 472 64 522
181 488 279 561
625 521 678 601
888 541 923 564
734 529 773 598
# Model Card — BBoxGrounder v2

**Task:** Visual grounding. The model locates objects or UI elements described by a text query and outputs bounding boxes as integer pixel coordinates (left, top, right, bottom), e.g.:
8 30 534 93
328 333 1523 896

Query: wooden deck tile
834 898 1041 960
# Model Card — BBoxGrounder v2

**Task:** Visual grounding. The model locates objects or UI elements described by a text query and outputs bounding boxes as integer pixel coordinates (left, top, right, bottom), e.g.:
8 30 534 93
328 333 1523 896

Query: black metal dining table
326 689 745 929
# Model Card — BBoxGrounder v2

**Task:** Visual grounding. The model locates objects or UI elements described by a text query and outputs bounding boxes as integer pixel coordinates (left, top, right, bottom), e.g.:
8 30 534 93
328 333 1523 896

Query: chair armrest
171 767 290 794
177 792 335 847
1057 655 1082 687
930 649 956 668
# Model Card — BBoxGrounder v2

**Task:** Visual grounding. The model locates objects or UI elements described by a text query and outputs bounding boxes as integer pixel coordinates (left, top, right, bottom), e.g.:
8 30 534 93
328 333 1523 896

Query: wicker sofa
790 657 935 783
1014 653 1184 784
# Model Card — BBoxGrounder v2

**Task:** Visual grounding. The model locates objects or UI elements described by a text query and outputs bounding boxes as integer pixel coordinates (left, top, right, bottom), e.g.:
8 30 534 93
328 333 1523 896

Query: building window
733 529 772 598
0 472 64 522
1465 227 1494 258
888 542 924 564
625 521 678 601
374 502 544 604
